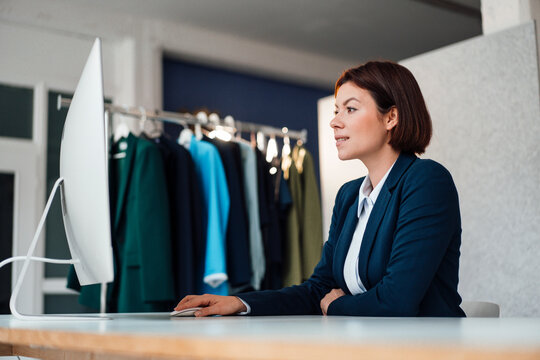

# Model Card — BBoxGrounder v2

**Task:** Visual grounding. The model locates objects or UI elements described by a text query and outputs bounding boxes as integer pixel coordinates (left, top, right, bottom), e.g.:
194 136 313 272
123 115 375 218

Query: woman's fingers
320 297 328 316
320 288 346 315
175 294 211 311
194 305 219 317
176 295 195 308
174 295 195 310
193 296 247 317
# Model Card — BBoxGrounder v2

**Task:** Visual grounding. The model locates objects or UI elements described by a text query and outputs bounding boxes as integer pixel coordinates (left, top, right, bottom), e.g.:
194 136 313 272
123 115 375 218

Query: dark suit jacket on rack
255 148 283 290
204 136 252 287
238 153 465 317
151 136 204 302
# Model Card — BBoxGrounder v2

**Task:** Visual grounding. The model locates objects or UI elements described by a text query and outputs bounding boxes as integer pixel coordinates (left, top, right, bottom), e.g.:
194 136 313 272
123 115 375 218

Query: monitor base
11 314 112 321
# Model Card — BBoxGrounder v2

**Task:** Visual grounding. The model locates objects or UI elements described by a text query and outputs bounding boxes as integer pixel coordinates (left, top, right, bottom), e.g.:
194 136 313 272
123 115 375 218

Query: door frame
0 81 47 314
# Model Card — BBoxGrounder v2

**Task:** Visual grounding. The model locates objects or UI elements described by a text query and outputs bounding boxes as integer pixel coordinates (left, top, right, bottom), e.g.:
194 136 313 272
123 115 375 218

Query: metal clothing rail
57 95 308 143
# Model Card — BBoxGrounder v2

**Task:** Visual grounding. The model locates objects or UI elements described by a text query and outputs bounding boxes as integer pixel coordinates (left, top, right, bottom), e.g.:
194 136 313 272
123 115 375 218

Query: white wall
402 22 540 317
481 0 540 76
481 0 535 34
318 23 540 317
0 0 352 106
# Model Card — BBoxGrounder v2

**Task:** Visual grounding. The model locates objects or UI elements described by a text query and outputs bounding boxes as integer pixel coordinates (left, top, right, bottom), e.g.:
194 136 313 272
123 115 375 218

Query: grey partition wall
401 22 540 317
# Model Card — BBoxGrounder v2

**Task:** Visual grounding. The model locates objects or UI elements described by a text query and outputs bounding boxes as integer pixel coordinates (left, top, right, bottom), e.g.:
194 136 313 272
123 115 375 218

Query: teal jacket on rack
68 133 175 312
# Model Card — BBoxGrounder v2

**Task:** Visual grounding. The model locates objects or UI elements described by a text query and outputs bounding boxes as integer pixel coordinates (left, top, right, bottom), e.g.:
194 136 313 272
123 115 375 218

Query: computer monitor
0 38 114 320
60 38 114 286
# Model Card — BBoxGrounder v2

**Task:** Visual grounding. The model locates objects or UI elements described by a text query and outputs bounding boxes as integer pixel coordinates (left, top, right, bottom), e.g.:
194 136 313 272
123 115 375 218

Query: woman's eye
347 107 357 113
333 110 339 115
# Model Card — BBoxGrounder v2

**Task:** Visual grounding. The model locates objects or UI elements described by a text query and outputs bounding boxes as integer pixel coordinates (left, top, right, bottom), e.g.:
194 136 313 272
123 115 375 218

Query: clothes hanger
111 109 132 159
232 116 242 141
292 144 306 174
281 127 292 179
266 135 279 175
223 115 236 140
256 131 266 153
113 119 130 143
138 105 148 135
207 113 235 142
281 127 291 157
113 106 132 143
194 111 207 140
138 106 162 138
266 135 278 163
147 111 163 139
178 116 194 148
179 111 206 147
207 113 226 141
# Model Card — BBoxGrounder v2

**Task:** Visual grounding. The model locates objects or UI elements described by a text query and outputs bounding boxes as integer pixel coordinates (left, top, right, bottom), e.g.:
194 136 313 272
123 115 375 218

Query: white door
0 81 47 314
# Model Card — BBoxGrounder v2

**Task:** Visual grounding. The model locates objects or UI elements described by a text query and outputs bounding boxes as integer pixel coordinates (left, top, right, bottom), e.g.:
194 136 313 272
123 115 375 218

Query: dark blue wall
162 57 332 183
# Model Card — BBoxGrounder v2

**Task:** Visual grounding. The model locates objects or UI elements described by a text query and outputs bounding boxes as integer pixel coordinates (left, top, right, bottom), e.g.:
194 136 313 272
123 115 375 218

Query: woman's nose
330 114 343 129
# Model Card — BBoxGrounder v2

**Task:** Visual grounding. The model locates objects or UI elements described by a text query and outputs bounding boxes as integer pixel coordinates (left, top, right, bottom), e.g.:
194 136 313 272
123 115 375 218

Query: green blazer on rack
68 133 175 312
283 145 323 287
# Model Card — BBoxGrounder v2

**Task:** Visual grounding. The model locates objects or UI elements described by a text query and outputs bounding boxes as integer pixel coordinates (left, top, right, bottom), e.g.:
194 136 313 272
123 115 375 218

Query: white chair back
461 301 500 317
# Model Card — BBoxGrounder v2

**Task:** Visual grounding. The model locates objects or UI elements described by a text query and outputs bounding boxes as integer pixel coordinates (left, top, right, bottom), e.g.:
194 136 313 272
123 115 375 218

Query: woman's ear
385 107 398 131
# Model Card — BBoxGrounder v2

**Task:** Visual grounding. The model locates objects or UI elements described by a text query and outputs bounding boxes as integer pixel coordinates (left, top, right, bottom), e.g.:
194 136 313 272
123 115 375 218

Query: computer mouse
169 307 202 317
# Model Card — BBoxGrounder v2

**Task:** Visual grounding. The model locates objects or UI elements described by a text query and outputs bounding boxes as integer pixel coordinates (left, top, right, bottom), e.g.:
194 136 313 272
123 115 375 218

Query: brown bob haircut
335 61 432 155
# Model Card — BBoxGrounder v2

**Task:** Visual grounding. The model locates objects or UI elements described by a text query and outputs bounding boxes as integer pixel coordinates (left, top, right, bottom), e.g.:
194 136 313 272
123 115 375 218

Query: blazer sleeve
327 161 461 316
237 184 349 315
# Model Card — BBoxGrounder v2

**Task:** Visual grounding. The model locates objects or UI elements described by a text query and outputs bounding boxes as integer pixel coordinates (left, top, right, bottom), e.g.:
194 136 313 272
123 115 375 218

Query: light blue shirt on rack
182 133 230 295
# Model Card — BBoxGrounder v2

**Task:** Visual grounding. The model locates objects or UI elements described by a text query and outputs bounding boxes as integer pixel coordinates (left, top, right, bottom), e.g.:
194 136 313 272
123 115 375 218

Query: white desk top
1 314 540 359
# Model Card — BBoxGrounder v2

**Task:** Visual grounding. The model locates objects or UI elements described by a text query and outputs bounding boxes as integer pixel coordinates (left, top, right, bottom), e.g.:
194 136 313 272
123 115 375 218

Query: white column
481 0 534 34
482 0 540 74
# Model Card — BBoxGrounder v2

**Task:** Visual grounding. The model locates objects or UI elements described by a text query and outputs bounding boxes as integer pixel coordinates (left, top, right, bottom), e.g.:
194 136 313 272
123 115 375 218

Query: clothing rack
57 96 308 143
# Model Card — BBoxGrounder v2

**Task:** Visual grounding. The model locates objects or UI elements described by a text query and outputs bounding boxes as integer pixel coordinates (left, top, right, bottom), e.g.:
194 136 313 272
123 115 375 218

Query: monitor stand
0 178 111 320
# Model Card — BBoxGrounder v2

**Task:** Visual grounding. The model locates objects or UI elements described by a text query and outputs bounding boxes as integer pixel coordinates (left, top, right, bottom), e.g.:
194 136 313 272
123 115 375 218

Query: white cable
9 178 65 320
3 177 111 321
5 177 111 321
0 256 79 269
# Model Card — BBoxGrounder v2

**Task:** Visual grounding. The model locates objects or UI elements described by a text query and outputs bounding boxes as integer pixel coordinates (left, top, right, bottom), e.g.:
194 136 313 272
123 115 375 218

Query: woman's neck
362 148 400 189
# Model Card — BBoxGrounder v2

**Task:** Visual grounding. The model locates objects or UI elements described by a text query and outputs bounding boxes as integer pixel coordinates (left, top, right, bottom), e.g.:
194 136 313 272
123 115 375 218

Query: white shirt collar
357 160 396 217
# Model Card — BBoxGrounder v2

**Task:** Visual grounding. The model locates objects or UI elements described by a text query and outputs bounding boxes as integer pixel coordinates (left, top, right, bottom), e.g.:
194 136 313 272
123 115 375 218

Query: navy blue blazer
238 153 465 317
151 136 204 302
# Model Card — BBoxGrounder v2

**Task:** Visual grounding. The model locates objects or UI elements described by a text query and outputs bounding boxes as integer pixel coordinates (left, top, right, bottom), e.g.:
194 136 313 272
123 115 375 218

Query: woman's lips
335 137 349 146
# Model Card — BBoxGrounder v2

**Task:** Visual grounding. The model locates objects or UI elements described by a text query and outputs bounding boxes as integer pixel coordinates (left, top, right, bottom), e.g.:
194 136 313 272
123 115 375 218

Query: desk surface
1 314 540 359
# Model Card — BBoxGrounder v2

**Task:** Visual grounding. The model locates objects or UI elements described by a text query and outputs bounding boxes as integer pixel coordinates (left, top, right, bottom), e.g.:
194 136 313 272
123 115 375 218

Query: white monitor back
59 38 114 286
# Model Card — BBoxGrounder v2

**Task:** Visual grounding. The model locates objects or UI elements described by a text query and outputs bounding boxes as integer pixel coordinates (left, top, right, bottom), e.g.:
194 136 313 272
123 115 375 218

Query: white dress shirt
343 162 395 295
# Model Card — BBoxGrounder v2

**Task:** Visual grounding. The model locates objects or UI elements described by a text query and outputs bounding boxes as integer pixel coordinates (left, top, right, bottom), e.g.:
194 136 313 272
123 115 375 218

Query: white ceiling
85 0 482 62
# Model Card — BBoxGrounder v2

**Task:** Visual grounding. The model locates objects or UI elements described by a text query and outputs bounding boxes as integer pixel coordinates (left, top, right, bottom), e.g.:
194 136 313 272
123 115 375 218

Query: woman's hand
320 288 346 315
174 294 247 317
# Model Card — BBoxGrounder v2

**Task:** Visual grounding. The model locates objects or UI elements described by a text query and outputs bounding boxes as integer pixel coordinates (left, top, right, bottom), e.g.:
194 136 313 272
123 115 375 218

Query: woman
175 61 465 317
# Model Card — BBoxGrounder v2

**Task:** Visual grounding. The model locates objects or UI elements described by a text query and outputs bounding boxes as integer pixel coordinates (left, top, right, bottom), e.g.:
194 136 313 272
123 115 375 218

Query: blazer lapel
113 134 137 232
333 196 359 294
358 188 391 289
357 152 417 289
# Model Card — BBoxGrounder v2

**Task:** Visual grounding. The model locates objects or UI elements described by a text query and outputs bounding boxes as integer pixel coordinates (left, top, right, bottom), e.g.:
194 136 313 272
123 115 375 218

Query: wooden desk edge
1 327 540 360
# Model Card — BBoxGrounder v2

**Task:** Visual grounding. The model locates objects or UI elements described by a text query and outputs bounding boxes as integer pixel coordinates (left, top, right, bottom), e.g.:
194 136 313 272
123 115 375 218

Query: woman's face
330 82 395 161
